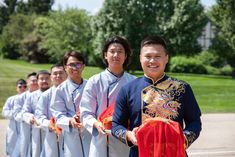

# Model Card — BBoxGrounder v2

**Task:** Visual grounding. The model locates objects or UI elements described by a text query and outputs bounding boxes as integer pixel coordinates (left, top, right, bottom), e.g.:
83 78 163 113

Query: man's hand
126 127 138 146
69 115 83 128
93 121 106 135
30 117 39 126
48 123 55 132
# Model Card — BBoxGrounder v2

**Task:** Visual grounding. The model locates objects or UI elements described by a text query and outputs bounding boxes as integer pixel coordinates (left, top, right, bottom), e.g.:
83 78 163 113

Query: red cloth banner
136 118 186 157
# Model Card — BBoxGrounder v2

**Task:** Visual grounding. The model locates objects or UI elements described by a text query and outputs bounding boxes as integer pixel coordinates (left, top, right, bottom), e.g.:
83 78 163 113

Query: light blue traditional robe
80 69 136 157
36 86 63 157
51 79 91 157
2 95 20 157
13 91 33 157
22 89 45 157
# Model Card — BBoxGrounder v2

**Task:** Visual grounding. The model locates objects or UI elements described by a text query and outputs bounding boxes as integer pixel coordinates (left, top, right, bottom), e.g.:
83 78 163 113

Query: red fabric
136 118 186 157
50 116 62 135
98 103 115 130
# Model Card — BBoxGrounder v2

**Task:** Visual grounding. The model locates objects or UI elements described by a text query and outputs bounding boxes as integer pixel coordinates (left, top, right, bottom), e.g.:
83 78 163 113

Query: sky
52 0 216 14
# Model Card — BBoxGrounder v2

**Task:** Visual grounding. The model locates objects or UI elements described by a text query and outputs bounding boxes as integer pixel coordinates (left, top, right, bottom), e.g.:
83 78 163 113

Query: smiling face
65 56 84 83
27 75 38 92
51 66 67 87
105 43 127 72
140 44 168 81
16 84 27 94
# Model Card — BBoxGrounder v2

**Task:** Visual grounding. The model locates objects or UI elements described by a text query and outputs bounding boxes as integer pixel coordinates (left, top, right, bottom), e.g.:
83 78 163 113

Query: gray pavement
0 114 235 157
187 113 235 157
0 119 7 157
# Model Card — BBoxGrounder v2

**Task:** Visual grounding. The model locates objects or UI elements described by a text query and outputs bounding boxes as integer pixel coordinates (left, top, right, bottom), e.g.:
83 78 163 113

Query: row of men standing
2 35 202 157
2 36 137 157
2 63 67 157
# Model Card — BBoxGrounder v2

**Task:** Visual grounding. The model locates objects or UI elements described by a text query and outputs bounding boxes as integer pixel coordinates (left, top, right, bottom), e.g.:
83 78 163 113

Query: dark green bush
169 56 207 74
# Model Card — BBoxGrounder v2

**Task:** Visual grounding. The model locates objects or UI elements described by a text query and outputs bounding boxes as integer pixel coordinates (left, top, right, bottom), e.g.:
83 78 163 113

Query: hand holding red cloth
50 116 62 136
98 103 115 130
136 117 186 157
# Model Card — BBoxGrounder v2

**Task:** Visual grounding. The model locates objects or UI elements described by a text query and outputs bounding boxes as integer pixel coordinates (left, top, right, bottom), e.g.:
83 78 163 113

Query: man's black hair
36 70 50 79
27 72 37 79
140 35 168 54
16 79 26 85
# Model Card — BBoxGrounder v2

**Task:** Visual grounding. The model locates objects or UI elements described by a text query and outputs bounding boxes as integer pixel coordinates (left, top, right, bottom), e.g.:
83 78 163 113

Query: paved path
0 119 7 157
187 113 235 157
0 114 235 157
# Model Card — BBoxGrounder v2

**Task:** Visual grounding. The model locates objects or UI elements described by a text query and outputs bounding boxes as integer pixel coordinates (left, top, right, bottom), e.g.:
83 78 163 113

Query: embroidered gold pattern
142 78 186 122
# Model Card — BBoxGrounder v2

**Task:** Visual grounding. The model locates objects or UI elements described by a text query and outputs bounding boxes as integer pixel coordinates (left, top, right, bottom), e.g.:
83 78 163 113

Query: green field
1 59 235 116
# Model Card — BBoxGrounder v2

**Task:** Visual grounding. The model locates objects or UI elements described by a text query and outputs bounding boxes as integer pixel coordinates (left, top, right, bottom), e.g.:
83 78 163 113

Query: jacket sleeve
35 92 50 131
183 84 202 148
112 86 131 146
2 96 15 119
50 88 72 132
80 78 98 136
13 94 24 122
22 96 34 124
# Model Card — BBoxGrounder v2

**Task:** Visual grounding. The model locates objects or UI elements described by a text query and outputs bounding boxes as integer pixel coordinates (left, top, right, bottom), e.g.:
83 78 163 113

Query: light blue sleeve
13 93 25 122
35 92 50 131
50 87 71 132
22 95 34 124
2 96 15 119
80 78 98 135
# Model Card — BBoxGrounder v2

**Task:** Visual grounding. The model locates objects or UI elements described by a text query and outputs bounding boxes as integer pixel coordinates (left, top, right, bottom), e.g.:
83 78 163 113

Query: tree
0 14 37 59
37 9 92 63
0 0 17 33
0 0 53 33
17 0 54 15
92 0 207 70
21 32 49 63
209 0 235 77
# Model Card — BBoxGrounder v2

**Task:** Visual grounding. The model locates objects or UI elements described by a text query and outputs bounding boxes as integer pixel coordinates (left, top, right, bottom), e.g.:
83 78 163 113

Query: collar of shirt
144 73 168 85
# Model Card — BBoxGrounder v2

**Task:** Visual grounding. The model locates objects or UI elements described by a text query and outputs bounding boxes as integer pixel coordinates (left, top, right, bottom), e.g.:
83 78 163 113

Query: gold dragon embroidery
142 78 186 122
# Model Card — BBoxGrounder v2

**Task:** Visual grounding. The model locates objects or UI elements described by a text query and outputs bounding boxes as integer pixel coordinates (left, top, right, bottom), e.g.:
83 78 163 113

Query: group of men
2 35 202 157
2 63 67 157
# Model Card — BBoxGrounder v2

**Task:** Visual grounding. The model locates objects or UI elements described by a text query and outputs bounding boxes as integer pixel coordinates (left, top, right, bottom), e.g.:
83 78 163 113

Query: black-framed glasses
66 63 83 69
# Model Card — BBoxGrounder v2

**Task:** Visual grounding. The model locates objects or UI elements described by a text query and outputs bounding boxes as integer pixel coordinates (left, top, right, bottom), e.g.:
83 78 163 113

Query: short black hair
102 36 132 68
27 72 37 79
36 70 50 79
50 63 64 71
16 79 26 85
141 35 168 54
63 51 85 66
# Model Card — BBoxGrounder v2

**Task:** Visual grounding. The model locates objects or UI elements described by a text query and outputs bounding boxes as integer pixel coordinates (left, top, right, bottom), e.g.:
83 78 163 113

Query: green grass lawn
1 59 235 117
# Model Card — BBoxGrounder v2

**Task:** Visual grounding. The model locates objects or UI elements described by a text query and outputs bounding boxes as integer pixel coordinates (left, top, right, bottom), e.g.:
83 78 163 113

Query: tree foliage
0 0 17 33
0 14 37 59
17 0 54 15
209 0 235 76
92 0 207 70
37 9 92 63
0 9 92 63
0 0 54 60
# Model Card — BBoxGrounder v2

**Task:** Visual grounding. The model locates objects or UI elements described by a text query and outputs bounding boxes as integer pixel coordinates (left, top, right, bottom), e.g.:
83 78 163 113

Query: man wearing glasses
36 63 67 157
51 51 91 157
2 79 27 157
